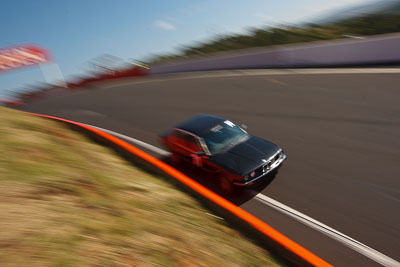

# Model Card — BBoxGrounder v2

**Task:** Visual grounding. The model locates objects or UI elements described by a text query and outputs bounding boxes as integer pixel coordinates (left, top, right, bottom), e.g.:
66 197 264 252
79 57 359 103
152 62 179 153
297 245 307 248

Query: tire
218 175 234 196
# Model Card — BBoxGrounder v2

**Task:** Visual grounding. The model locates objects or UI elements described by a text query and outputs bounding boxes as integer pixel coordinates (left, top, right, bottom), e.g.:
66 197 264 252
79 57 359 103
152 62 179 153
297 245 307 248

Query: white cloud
153 20 176 31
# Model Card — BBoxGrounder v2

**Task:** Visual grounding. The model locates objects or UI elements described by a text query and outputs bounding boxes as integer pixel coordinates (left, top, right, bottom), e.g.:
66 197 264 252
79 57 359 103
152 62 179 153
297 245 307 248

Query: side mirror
241 124 248 130
192 151 206 167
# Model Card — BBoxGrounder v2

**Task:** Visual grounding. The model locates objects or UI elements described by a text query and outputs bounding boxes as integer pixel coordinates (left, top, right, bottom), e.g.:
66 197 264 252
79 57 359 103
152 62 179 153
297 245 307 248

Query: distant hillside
313 0 400 25
149 0 400 64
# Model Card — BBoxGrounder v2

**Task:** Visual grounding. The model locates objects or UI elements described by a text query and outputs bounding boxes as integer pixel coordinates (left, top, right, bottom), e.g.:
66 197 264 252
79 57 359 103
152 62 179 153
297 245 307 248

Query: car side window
172 130 202 153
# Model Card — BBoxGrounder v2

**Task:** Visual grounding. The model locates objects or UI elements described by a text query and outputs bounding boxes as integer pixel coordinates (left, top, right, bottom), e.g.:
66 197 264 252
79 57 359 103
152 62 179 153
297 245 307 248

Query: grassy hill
0 107 280 266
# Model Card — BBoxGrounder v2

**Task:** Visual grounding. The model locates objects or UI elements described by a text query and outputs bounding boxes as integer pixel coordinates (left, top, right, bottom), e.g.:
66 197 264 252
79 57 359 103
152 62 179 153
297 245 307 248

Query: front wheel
218 175 234 196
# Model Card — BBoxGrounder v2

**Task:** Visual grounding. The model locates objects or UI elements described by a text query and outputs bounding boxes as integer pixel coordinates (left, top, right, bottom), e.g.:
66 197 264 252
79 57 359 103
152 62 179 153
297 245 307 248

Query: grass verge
0 107 280 267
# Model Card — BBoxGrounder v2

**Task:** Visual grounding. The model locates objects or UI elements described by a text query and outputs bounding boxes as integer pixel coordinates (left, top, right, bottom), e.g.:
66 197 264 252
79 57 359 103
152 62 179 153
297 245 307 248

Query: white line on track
83 122 400 267
252 192 400 267
100 68 400 89
85 124 171 157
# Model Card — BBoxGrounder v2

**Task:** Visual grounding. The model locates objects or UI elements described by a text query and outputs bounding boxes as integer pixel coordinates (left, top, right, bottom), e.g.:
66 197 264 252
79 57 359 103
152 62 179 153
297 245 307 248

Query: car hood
209 136 280 176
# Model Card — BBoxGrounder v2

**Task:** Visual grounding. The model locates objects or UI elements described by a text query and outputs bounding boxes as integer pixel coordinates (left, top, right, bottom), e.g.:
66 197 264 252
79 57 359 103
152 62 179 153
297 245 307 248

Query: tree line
149 12 400 64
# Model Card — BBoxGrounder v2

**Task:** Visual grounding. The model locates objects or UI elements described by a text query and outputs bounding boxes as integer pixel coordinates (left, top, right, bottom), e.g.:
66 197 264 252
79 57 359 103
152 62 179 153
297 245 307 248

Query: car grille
272 153 281 163
254 151 282 177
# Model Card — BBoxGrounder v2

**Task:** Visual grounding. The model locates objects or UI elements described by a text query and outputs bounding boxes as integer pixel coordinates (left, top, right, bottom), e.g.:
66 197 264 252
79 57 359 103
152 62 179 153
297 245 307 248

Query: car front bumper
233 152 286 186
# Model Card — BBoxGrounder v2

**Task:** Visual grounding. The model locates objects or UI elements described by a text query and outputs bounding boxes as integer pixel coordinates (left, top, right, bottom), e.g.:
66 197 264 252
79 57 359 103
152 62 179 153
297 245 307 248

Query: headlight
250 171 256 178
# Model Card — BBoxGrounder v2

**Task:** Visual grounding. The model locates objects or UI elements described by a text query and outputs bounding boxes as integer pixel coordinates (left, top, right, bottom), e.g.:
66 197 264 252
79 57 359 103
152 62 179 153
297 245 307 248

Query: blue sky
1 0 371 98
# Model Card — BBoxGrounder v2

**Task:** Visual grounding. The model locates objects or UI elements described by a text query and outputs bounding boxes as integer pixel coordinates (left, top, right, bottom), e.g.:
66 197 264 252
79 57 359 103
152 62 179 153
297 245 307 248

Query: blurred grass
0 107 280 267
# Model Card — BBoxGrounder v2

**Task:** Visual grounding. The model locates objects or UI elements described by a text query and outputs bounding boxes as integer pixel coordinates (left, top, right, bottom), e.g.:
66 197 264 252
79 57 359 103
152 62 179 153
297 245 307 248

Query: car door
167 129 221 172
167 129 203 161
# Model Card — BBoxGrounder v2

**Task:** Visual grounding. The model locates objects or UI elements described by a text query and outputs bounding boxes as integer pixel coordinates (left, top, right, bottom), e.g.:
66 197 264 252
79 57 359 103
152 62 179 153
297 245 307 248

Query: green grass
0 107 280 267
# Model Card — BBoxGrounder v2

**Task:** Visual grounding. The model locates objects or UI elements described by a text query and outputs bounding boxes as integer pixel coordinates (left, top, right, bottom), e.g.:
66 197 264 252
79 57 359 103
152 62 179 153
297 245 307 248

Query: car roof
175 114 226 137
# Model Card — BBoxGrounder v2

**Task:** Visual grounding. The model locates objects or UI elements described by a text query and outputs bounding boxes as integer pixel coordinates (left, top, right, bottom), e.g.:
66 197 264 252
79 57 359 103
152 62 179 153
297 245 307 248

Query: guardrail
26 111 333 267
67 66 149 89
150 33 400 74
0 97 23 107
13 66 149 105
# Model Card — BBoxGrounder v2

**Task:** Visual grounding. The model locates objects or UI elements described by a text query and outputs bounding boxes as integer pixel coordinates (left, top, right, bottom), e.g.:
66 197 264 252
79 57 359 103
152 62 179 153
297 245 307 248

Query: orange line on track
26 111 333 267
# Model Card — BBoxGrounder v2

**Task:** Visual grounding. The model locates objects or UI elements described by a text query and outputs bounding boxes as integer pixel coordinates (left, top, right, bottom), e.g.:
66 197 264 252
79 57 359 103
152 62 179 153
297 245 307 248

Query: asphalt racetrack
22 69 400 266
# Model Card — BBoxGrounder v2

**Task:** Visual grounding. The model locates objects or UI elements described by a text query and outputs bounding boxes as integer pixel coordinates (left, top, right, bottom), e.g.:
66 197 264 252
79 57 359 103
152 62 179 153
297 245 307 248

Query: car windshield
202 120 248 155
